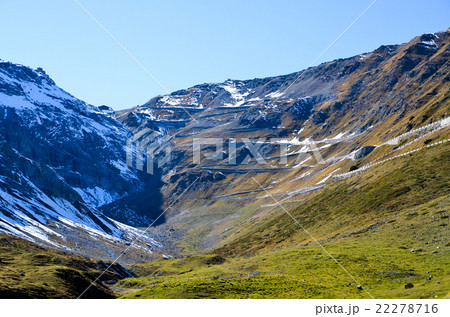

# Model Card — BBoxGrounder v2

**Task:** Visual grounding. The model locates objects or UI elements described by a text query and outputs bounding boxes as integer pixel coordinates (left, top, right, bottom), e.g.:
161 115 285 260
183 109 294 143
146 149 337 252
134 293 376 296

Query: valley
0 29 449 298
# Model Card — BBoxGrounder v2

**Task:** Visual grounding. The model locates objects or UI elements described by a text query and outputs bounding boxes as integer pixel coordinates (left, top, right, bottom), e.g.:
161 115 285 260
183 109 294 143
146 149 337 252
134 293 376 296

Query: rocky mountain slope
115 30 449 252
0 61 168 263
111 30 449 299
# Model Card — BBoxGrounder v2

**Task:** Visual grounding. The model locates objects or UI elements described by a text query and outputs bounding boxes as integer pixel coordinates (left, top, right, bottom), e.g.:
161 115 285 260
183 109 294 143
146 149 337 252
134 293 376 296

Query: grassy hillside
116 142 449 298
0 235 131 298
217 139 449 256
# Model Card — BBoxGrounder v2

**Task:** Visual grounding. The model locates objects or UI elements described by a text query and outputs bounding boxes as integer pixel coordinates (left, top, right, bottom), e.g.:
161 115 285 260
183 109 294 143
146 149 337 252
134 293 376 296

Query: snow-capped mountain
0 60 166 263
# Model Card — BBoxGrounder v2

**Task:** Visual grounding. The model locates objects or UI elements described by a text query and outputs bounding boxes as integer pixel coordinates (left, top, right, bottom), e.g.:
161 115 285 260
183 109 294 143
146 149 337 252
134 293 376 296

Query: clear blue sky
1 0 449 110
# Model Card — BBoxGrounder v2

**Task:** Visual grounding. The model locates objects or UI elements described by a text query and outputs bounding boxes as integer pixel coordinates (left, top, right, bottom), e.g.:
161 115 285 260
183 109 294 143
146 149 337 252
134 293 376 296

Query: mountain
0 60 168 263
114 30 449 252
112 30 449 298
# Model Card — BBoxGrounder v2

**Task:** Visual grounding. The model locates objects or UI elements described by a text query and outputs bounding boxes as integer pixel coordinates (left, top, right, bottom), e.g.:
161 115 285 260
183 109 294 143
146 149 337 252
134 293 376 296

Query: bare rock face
352 146 376 160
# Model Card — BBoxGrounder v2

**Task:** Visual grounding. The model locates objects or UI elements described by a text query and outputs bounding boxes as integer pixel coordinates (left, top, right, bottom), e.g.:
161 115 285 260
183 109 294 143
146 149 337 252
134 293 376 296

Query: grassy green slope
0 235 129 298
117 142 449 298
218 140 449 256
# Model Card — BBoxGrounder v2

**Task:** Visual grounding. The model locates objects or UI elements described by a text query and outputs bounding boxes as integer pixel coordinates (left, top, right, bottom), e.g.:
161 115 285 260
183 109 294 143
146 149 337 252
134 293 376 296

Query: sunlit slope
117 141 449 298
